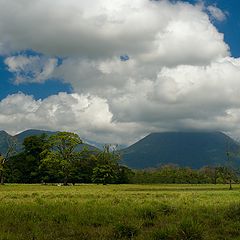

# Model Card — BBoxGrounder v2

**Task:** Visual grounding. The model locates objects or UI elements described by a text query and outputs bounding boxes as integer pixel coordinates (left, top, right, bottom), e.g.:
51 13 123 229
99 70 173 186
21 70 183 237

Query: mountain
0 131 15 155
0 129 99 154
82 139 127 150
121 131 240 169
2 129 239 169
14 129 57 143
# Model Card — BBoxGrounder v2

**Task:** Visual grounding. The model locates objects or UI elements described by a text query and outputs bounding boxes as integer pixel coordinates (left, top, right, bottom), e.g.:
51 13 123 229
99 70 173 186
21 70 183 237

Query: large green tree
6 134 49 183
41 132 82 185
92 145 132 184
70 147 98 184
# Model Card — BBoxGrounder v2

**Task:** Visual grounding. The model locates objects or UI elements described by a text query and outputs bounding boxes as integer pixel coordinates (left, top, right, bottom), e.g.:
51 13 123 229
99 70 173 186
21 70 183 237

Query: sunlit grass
0 184 240 239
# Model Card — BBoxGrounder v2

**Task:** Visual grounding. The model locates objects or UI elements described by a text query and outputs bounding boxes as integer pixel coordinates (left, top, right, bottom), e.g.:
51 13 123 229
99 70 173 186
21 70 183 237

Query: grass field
0 184 240 240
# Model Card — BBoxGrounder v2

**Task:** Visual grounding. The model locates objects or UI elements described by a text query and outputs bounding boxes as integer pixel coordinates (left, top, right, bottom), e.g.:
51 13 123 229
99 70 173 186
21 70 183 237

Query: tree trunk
63 176 68 186
214 169 217 184
229 179 233 190
0 170 4 185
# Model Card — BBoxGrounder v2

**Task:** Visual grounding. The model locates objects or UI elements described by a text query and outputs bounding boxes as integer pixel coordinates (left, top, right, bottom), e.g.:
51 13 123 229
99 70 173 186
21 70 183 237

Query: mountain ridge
121 131 240 169
0 129 99 154
1 129 239 169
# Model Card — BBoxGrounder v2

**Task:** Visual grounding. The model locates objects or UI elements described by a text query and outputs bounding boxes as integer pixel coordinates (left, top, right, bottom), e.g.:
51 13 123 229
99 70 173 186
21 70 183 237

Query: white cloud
207 5 227 22
109 57 240 122
5 55 58 84
0 93 109 140
0 0 228 63
1 0 240 143
0 92 146 144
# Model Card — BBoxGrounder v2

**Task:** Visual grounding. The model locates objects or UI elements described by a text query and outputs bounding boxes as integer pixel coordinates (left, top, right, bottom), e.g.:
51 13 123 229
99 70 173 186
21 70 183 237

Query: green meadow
1 184 240 240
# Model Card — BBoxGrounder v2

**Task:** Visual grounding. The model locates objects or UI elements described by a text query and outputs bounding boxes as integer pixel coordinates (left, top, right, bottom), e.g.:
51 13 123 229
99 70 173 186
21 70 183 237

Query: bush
139 207 157 220
158 203 176 216
177 218 204 240
114 223 139 239
152 226 176 240
225 203 240 221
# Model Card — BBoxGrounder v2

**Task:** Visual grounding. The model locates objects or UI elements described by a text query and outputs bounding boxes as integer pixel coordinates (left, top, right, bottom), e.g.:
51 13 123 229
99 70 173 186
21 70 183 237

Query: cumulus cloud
0 92 147 144
2 81 240 144
4 55 58 84
110 57 240 121
207 5 227 22
0 0 228 63
54 56 240 142
0 93 111 140
0 0 239 143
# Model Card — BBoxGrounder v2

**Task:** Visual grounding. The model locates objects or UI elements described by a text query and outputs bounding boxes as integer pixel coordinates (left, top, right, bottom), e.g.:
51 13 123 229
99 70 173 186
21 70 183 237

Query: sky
0 0 240 144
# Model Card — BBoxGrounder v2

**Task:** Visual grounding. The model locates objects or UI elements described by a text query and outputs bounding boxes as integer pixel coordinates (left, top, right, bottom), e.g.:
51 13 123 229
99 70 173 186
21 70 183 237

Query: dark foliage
4 132 133 184
130 165 239 184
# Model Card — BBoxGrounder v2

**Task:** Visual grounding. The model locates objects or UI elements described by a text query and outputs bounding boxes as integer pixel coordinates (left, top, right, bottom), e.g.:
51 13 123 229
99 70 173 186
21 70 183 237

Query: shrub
225 203 240 221
177 218 204 240
114 223 139 239
152 226 176 240
158 204 176 216
139 207 157 220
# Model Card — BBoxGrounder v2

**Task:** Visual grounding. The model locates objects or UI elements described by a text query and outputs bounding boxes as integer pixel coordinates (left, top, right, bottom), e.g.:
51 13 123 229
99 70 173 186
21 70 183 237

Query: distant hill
14 129 57 143
0 131 15 155
82 139 127 150
121 131 240 169
2 130 239 169
0 129 99 154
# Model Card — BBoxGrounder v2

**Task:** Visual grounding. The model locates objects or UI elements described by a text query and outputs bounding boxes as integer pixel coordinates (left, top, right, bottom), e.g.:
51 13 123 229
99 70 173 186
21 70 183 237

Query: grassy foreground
0 184 240 240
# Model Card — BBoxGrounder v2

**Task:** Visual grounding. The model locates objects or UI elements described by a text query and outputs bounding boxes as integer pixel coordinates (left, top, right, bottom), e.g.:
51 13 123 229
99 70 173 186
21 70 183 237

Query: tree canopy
5 132 133 185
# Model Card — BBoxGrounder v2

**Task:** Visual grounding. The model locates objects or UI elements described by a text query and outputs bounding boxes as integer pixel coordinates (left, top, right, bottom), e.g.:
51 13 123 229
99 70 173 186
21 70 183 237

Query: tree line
0 131 238 187
1 132 133 185
131 165 238 188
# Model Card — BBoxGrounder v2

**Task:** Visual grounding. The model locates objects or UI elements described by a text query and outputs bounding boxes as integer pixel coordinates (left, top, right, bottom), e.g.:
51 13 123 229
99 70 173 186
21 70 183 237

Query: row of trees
0 131 239 187
131 165 238 187
2 132 133 185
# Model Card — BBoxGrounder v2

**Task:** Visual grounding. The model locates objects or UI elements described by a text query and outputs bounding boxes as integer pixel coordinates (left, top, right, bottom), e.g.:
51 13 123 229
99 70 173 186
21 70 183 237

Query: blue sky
196 0 240 57
1 0 240 143
0 56 72 100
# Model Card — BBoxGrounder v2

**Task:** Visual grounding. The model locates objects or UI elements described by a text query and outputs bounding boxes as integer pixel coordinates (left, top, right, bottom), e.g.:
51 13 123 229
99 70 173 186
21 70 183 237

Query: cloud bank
1 0 240 143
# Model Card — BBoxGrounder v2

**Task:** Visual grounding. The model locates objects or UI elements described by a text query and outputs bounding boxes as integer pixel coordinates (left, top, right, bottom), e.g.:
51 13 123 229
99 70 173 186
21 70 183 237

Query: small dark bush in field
226 203 240 221
112 197 121 205
208 215 222 228
139 207 157 220
178 218 204 240
31 192 39 197
152 227 176 240
114 223 139 239
52 213 68 224
158 204 175 216
142 219 155 227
